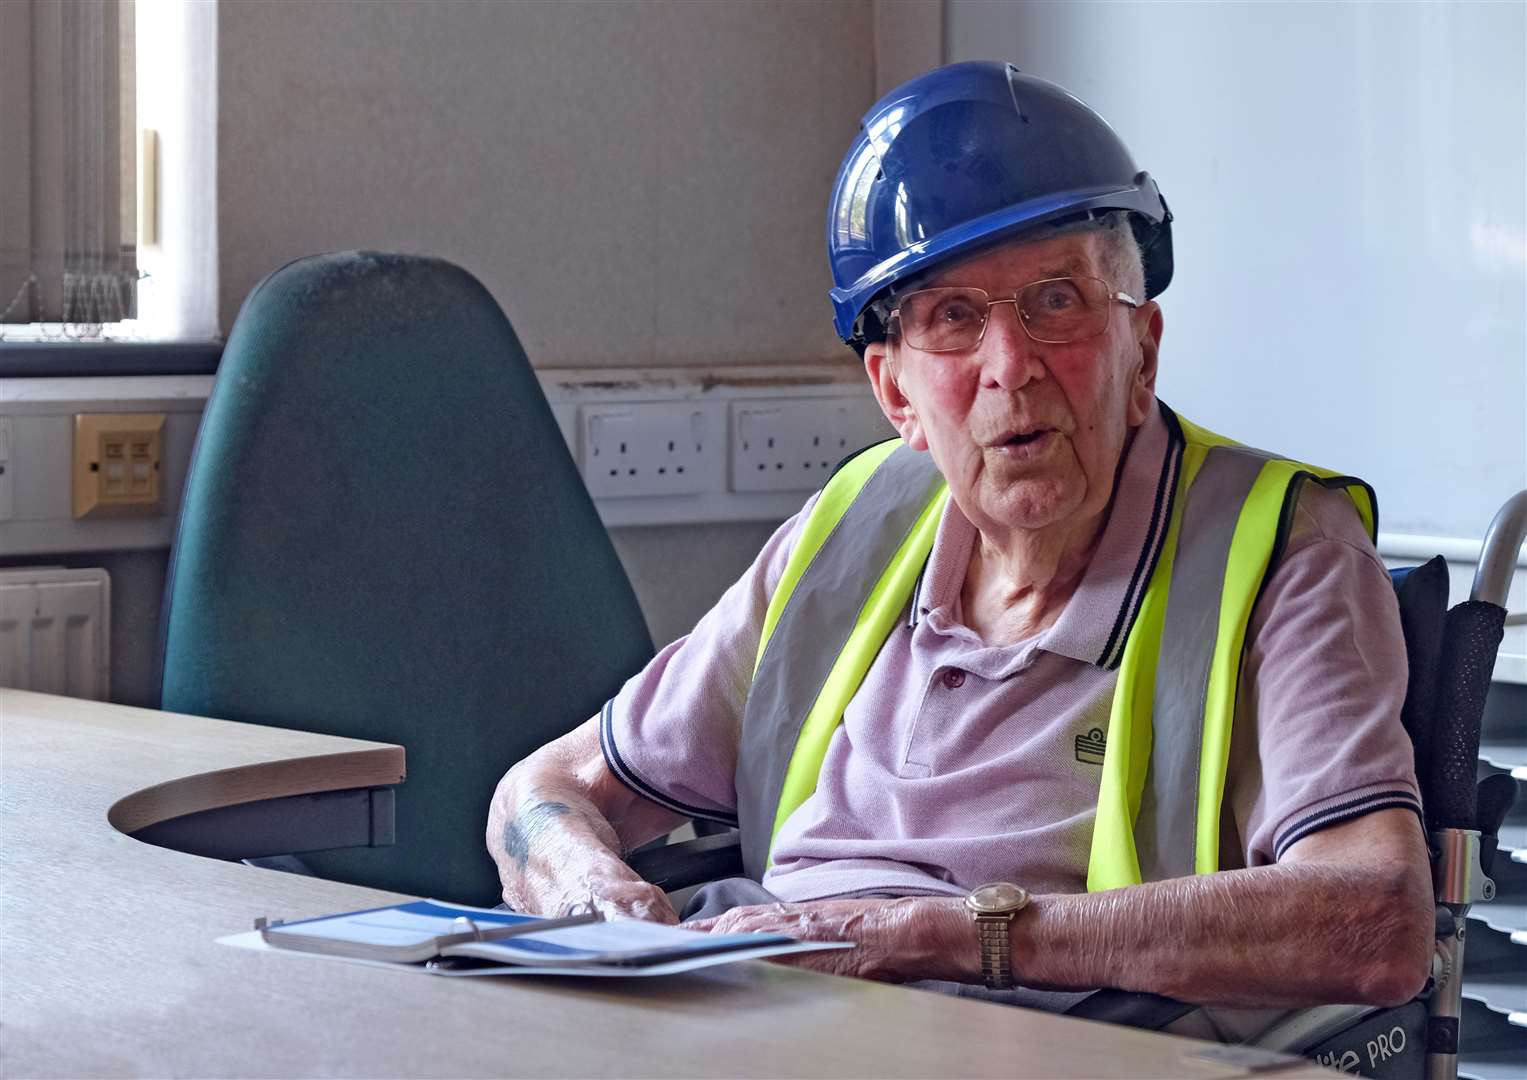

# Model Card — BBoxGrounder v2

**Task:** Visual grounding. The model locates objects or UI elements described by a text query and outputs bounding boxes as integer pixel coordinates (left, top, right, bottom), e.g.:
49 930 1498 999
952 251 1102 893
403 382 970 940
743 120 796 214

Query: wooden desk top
0 689 1335 1078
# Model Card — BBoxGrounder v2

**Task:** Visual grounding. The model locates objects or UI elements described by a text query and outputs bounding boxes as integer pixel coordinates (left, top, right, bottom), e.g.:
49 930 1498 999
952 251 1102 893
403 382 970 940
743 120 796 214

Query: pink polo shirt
599 403 1420 901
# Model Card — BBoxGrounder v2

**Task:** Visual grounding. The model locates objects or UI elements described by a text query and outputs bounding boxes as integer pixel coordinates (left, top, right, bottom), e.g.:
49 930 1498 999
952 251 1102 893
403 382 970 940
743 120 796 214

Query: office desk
0 689 1335 1078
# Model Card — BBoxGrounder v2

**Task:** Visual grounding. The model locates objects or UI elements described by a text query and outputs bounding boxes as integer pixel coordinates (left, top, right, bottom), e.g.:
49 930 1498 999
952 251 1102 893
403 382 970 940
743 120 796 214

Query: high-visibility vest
734 403 1376 888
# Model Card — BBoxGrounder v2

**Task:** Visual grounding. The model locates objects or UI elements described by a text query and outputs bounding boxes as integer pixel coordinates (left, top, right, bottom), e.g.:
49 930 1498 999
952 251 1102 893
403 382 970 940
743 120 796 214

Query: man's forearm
688 815 1432 1006
485 720 685 921
1004 859 1433 1008
493 775 621 879
488 764 622 904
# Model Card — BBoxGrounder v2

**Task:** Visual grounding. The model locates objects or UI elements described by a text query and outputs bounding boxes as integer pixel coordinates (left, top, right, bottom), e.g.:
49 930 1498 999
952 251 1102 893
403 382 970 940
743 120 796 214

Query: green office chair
158 251 654 906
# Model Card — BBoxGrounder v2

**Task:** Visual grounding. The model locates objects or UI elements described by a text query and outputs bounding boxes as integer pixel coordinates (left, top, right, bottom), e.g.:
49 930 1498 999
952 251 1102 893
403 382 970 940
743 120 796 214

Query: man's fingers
683 904 784 937
586 879 680 924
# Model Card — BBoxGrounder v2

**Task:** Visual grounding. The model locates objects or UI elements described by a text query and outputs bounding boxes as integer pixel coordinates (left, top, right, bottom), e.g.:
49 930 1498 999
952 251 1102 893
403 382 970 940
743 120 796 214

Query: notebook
224 898 851 978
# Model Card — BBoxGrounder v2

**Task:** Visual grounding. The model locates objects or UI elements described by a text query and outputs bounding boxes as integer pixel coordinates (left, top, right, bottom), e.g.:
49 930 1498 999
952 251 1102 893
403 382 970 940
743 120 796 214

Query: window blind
0 0 137 326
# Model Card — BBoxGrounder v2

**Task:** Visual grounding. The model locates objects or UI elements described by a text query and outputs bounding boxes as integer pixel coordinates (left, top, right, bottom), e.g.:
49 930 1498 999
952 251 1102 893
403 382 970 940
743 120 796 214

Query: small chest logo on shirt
1075 727 1107 766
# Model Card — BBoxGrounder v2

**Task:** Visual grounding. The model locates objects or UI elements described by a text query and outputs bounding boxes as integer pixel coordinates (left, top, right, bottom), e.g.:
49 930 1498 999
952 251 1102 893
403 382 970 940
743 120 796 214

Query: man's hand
684 896 973 982
486 716 687 923
497 806 679 924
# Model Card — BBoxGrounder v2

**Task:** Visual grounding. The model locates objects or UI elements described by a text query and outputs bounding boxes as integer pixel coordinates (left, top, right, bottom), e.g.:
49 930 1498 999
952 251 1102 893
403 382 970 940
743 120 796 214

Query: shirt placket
900 634 1042 778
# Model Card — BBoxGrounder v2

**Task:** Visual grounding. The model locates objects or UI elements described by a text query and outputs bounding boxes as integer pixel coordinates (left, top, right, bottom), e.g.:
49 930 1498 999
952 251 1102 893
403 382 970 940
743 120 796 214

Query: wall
947 0 1526 544
209 0 884 650
217 0 873 367
14 3 944 704
610 519 782 649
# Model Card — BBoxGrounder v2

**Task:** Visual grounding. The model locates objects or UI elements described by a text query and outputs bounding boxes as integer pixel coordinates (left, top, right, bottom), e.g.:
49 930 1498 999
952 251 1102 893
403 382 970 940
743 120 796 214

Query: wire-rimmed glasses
889 277 1141 352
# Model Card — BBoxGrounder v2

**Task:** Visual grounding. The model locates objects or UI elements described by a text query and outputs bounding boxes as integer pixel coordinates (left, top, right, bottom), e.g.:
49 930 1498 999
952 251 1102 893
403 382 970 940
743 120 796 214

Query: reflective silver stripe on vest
735 446 945 880
1133 445 1270 881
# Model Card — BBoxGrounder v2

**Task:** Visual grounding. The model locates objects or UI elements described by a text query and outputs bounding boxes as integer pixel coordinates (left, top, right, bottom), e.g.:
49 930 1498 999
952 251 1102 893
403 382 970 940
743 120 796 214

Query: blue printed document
221 899 851 978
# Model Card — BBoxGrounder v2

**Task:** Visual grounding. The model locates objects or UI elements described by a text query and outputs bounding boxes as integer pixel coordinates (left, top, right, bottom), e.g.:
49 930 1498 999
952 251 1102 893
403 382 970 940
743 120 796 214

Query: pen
440 910 602 947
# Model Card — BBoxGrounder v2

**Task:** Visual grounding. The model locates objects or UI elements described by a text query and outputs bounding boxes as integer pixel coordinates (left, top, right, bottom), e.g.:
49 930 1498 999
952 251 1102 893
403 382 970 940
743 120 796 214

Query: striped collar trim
1092 403 1185 669
910 401 1185 671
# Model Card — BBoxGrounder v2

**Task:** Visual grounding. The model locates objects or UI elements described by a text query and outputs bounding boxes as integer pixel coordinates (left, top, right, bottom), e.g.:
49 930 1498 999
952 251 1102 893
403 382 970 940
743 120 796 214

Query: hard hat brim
830 179 1172 344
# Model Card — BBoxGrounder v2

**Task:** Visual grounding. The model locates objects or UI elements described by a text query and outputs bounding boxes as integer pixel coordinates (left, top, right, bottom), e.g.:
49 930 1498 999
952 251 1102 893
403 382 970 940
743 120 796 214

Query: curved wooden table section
0 689 1334 1079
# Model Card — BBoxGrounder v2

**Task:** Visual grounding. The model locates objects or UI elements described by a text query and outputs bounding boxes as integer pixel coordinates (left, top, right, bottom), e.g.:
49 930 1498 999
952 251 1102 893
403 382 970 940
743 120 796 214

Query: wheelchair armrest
626 830 743 890
1257 999 1427 1079
1068 993 1429 1078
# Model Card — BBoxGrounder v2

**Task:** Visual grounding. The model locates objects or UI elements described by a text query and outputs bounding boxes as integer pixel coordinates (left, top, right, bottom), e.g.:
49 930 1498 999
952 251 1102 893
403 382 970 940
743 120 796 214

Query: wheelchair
630 489 1527 1080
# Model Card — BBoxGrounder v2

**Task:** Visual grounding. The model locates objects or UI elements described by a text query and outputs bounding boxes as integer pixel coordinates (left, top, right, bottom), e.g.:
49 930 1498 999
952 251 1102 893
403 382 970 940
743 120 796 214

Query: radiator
0 567 111 701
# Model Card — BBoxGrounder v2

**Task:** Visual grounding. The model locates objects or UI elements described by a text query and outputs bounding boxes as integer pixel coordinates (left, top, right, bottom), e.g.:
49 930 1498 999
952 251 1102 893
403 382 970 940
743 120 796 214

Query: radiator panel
0 569 111 701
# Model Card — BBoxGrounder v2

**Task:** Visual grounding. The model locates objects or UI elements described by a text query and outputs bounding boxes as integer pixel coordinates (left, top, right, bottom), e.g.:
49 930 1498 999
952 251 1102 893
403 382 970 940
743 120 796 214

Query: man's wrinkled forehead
919 230 1104 291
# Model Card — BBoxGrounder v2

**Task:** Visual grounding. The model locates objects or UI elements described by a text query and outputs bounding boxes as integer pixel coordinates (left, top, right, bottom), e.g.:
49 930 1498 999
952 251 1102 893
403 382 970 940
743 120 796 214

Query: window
1 0 217 344
0 0 139 339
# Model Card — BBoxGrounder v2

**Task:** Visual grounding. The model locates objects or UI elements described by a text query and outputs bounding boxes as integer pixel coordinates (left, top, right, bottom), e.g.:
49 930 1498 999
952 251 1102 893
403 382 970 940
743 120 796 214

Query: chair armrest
627 830 743 890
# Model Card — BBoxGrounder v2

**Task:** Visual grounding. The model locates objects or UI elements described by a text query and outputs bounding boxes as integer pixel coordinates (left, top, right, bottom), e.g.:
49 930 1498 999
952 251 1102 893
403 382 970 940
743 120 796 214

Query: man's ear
864 342 926 450
1126 301 1163 426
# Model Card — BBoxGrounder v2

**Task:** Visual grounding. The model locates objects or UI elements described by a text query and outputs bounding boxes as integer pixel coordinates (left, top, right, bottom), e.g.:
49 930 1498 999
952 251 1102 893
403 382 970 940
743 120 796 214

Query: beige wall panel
610 519 785 649
218 0 875 366
874 0 944 98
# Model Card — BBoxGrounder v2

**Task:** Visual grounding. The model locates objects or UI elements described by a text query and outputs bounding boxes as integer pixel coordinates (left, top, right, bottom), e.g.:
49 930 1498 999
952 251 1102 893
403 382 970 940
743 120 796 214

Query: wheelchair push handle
1470 488 1526 607
1420 490 1521 835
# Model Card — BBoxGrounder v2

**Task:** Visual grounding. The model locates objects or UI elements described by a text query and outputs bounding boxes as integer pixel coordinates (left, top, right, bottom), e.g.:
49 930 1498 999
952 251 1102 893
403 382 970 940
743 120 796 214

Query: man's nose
977 300 1046 389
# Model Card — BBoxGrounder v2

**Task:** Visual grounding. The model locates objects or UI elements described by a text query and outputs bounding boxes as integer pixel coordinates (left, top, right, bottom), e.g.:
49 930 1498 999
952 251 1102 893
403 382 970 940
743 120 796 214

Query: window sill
0 342 223 378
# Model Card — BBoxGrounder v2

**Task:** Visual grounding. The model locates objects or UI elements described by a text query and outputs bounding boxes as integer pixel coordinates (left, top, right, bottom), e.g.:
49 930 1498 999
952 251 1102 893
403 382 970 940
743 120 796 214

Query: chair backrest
158 251 654 905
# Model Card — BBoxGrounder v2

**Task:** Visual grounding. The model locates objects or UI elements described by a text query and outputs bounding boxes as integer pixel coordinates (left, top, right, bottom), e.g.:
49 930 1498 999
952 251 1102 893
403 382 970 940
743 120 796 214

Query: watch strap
974 912 1015 990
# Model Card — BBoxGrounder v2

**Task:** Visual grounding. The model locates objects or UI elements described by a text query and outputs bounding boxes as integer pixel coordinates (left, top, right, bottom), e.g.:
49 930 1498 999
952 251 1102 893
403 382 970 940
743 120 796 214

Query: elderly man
487 63 1431 1013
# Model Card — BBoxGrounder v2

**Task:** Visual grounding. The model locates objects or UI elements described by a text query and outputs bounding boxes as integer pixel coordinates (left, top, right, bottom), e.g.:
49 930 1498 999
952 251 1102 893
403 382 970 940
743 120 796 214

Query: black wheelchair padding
1304 1001 1428 1078
1390 558 1509 832
1391 558 1449 788
1429 601 1507 829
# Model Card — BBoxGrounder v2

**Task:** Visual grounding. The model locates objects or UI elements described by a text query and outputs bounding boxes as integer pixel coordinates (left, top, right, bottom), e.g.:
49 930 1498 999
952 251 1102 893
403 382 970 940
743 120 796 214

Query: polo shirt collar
911 400 1183 670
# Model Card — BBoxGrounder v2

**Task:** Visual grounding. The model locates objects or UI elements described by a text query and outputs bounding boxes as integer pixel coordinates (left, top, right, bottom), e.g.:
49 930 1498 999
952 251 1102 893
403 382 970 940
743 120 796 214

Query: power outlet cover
579 402 712 499
729 397 894 493
71 412 166 519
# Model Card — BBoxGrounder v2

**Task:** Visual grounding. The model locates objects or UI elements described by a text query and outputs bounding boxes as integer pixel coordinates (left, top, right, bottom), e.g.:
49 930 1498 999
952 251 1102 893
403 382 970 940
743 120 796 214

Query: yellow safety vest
733 403 1376 888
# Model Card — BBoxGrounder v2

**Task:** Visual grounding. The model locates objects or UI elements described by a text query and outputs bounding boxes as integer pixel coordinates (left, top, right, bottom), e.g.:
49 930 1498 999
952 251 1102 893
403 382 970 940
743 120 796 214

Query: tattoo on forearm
502 800 572 872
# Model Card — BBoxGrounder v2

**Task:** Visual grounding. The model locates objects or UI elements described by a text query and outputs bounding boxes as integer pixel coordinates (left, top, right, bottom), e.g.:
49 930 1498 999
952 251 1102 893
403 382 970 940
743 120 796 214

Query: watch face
967 882 1030 914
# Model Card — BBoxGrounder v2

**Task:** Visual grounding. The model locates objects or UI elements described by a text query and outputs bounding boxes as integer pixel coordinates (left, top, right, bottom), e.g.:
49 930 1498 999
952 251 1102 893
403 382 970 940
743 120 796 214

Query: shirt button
941 669 966 689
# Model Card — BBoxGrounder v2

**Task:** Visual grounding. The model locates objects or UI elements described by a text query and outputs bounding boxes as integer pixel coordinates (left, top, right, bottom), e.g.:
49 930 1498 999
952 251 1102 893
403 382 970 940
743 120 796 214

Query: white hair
1039 210 1146 300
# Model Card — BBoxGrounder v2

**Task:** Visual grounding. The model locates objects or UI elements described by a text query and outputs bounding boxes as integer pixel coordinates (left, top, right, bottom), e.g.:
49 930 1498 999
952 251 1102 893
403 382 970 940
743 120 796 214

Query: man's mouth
993 426 1057 448
1003 430 1048 446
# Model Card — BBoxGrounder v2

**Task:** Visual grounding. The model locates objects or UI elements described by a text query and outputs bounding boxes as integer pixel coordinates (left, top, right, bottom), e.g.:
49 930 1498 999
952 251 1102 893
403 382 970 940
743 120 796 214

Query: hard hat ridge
826 61 1174 349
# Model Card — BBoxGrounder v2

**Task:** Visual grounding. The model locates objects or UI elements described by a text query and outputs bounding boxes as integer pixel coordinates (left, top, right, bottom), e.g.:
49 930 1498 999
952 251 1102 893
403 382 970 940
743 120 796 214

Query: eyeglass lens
896 277 1113 351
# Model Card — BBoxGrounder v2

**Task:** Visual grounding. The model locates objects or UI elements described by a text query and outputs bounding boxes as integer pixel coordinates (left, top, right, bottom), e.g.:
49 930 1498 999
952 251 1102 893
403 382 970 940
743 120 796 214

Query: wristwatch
964 882 1030 990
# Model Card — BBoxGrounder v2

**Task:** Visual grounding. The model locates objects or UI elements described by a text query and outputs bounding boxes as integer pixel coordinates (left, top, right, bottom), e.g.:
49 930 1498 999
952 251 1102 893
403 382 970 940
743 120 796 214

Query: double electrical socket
579 403 714 498
576 395 894 500
729 397 894 492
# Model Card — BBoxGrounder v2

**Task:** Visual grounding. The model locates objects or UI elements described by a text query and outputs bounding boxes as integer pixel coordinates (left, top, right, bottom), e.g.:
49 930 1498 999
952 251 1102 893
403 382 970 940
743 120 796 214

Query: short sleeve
1225 482 1422 867
597 494 817 824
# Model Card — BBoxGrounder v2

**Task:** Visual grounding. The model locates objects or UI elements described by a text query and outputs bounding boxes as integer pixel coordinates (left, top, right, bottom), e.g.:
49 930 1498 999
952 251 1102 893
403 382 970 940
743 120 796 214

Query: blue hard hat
827 61 1173 347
